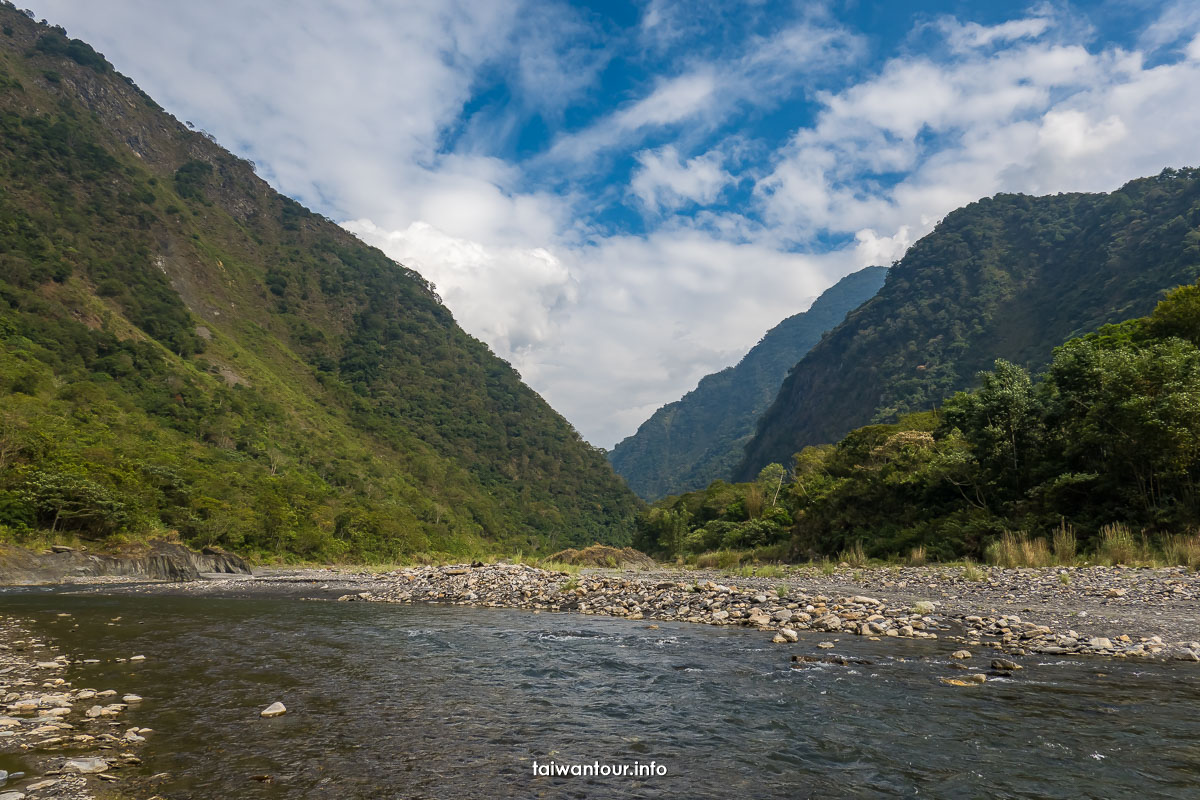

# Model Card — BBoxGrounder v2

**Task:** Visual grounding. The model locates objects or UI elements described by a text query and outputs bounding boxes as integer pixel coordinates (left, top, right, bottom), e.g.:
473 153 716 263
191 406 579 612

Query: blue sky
27 0 1200 446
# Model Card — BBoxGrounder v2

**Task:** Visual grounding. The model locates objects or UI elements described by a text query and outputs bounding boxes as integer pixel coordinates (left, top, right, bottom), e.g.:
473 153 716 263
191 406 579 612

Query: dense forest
740 169 1200 479
637 283 1200 564
0 6 640 561
609 267 885 500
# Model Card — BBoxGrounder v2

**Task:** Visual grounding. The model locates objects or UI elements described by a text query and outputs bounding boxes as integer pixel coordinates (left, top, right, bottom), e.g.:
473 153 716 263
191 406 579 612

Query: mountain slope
0 8 639 559
738 169 1200 478
609 266 886 499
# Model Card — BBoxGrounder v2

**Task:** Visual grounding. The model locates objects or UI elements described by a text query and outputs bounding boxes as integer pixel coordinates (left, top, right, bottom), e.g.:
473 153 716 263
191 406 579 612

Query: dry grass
1162 532 1200 570
544 545 658 570
985 532 1054 568
1052 521 1077 563
907 545 927 567
838 541 868 567
1094 523 1152 566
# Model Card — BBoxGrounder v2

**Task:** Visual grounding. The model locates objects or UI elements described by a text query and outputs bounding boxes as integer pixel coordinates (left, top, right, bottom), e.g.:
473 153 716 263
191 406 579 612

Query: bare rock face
0 540 253 585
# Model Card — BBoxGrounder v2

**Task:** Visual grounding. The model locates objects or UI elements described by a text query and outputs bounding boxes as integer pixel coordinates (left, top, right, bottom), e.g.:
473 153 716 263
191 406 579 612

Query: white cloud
543 20 862 168
345 220 576 359
631 146 731 211
544 71 719 165
941 16 1052 51
26 1 1200 449
757 17 1200 249
530 230 855 447
1140 0 1200 51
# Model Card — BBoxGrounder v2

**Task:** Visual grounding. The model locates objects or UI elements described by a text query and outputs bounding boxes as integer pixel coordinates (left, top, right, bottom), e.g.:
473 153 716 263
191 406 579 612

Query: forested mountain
610 266 886 500
738 169 1200 479
637 282 1200 562
0 6 639 560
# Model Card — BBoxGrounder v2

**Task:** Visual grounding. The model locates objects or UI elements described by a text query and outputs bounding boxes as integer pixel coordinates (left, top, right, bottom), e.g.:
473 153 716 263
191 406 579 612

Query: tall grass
1095 523 1151 566
694 549 745 570
1052 521 1077 563
907 545 927 567
1162 532 1200 569
985 532 1053 568
838 541 868 567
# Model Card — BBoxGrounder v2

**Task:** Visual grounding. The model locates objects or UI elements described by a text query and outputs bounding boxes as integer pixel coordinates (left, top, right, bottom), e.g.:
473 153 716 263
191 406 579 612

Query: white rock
65 757 109 773
260 702 287 718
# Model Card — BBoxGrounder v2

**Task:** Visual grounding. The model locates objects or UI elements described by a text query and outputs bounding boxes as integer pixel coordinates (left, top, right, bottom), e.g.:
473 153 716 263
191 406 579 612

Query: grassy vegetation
0 7 640 563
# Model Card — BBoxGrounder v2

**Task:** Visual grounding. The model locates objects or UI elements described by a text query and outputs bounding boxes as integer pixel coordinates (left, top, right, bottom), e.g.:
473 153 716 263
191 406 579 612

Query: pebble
188 562 1200 664
1 613 149 798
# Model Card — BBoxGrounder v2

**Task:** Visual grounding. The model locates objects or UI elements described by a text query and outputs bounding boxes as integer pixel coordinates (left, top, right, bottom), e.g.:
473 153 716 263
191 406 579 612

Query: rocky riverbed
0 613 152 800
351 563 1200 662
104 561 1200 664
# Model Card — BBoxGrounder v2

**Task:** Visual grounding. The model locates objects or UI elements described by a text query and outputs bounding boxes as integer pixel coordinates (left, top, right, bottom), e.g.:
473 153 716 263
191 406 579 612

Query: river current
3 591 1198 798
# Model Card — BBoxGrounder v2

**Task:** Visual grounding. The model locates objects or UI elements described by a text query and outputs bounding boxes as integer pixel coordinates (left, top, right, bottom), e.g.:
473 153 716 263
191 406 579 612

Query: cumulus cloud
26 1 1200 448
345 220 576 360
528 231 854 446
757 13 1200 249
631 146 731 211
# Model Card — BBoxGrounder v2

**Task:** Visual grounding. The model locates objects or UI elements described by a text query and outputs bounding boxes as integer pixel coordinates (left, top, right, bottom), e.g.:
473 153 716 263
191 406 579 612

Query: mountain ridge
738 170 1200 479
609 266 886 499
0 6 640 559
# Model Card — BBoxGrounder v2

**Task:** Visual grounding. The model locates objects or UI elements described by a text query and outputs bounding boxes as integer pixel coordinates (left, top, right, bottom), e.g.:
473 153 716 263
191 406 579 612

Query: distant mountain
0 8 639 559
610 267 887 499
738 168 1200 478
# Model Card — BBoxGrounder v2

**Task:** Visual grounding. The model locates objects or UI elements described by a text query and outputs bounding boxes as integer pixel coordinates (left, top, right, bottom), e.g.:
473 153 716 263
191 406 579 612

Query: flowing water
3 590 1199 799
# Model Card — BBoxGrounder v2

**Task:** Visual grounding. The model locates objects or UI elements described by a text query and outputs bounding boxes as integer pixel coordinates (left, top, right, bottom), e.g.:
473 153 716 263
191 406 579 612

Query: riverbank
86 562 1200 663
0 613 150 800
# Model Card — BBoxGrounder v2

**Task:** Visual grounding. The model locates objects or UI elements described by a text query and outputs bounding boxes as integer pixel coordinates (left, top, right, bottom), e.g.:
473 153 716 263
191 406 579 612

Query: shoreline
53 562 1200 664
0 612 149 800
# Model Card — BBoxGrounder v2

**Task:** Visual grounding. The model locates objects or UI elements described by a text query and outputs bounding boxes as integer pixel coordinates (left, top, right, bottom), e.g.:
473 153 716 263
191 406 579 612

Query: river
3 590 1198 798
